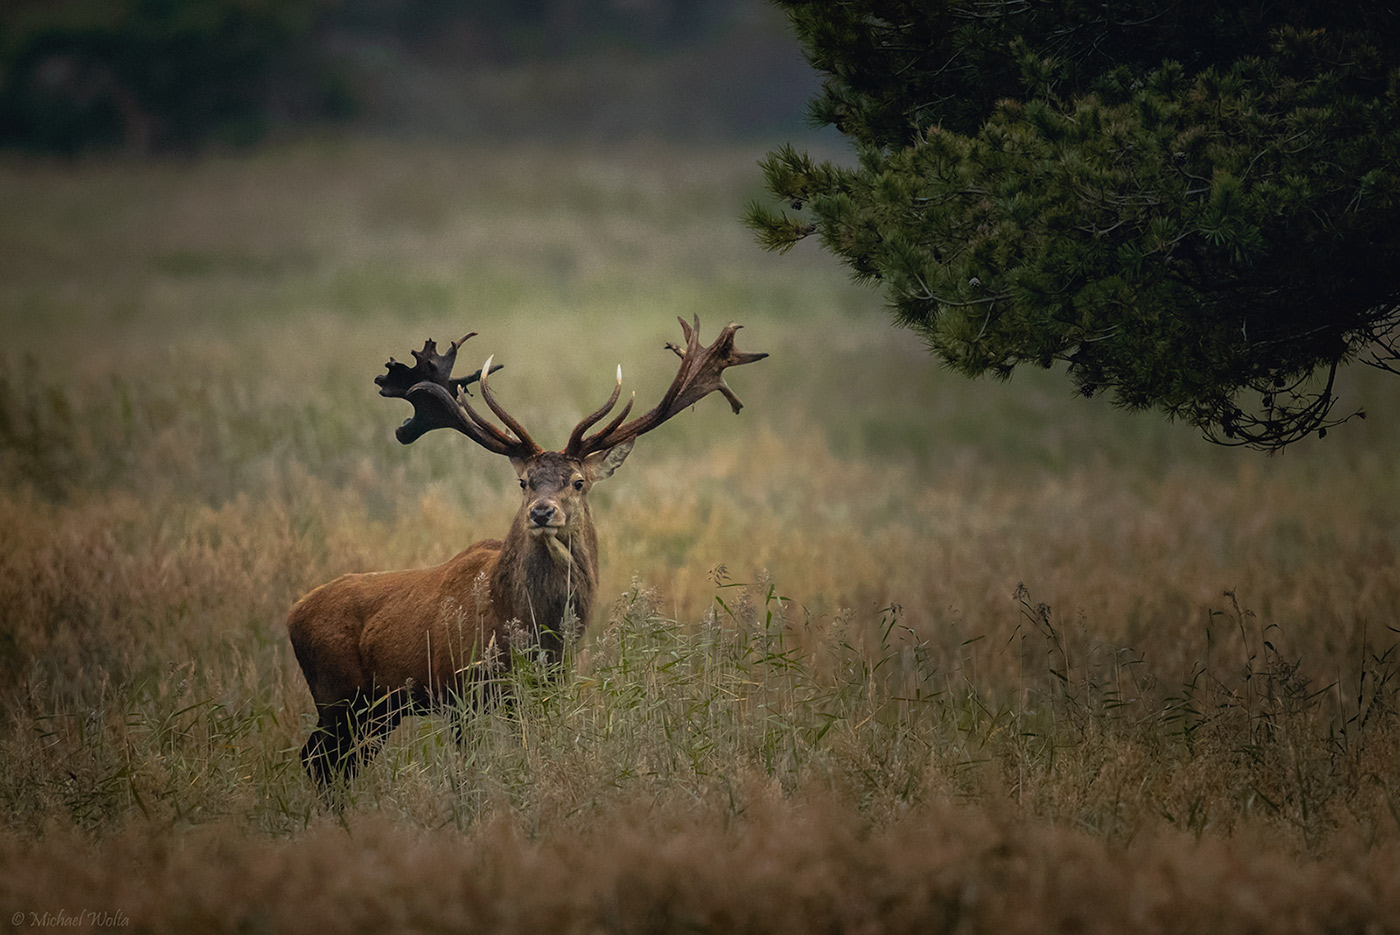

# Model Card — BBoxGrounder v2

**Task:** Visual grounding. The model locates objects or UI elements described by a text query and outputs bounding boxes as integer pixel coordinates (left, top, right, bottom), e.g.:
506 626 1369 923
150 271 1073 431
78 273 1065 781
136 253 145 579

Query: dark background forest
0 0 823 153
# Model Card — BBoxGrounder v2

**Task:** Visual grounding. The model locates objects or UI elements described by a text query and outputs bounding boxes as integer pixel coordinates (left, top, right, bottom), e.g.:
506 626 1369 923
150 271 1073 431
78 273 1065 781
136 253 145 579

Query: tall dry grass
2 140 1399 930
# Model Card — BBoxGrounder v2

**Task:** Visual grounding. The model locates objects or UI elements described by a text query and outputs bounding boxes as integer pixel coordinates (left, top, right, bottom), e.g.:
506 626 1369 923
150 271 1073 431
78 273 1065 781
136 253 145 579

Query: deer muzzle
527 501 565 534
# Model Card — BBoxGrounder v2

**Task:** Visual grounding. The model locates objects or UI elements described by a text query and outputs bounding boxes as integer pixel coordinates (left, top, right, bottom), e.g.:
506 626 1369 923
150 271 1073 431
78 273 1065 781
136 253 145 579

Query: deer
286 317 767 790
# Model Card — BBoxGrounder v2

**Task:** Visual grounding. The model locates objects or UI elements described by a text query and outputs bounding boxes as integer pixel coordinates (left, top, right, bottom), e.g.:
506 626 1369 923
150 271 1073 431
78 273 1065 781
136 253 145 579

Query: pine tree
748 1 1400 448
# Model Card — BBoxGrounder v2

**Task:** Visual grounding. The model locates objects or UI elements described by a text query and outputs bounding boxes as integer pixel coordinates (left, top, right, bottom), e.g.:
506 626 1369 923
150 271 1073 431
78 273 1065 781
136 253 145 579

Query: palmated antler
375 332 540 458
565 316 768 458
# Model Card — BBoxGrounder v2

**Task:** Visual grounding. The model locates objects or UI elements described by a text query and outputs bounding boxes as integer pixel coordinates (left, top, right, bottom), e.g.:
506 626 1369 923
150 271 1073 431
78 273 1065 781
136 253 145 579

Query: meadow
2 139 1399 932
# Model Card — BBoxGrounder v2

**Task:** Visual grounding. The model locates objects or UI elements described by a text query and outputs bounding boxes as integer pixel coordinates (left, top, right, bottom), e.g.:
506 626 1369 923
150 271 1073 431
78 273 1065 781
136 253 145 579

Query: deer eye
572 478 585 491
519 478 527 490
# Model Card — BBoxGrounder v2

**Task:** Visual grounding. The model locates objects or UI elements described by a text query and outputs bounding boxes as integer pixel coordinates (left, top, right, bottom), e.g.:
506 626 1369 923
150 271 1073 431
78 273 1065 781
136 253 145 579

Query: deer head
375 316 768 562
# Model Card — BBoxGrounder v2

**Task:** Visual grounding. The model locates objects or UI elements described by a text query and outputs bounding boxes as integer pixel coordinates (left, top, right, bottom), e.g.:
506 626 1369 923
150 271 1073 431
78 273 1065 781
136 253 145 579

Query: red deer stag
287 317 766 789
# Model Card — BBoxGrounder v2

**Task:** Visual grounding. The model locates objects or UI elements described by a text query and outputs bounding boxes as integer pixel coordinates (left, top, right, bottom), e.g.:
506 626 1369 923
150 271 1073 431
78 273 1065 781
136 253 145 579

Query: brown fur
288 446 628 789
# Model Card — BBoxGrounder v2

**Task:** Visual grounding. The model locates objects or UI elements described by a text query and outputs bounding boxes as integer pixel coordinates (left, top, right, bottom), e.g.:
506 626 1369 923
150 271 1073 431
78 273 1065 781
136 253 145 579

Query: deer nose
528 504 556 527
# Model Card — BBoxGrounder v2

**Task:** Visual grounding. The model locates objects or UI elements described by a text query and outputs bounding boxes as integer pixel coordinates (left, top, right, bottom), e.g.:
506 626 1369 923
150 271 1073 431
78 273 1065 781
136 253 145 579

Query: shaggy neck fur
492 506 598 662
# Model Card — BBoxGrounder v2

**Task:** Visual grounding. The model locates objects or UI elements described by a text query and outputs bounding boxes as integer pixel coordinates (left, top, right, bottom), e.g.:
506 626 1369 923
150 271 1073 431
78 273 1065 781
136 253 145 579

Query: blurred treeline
0 0 812 154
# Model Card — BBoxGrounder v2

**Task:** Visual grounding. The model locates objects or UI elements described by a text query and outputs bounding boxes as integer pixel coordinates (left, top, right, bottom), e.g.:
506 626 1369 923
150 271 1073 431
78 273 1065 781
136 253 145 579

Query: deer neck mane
492 509 598 658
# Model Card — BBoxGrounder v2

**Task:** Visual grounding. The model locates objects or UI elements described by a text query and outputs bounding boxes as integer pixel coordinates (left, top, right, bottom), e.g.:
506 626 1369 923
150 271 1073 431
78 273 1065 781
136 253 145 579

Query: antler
375 333 541 459
565 316 768 458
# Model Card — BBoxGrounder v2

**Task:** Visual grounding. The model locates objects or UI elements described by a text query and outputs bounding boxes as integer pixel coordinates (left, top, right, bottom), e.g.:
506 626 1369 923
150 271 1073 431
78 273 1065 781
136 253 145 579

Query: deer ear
584 438 634 482
510 456 530 478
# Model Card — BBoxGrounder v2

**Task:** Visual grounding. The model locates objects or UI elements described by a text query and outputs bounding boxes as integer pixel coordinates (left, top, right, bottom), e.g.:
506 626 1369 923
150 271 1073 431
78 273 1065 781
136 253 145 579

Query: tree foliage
748 1 1400 448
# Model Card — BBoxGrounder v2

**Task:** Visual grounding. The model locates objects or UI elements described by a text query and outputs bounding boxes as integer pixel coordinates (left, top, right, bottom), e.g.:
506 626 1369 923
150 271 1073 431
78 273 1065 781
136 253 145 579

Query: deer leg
302 691 405 791
346 692 406 783
301 698 361 790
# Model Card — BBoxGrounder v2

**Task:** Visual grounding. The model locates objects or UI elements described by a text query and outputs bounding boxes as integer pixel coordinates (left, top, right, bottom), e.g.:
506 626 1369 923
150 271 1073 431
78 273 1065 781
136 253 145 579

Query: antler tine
442 333 503 399
570 316 767 457
565 364 624 455
649 314 704 416
453 393 528 457
475 357 542 457
586 393 636 449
